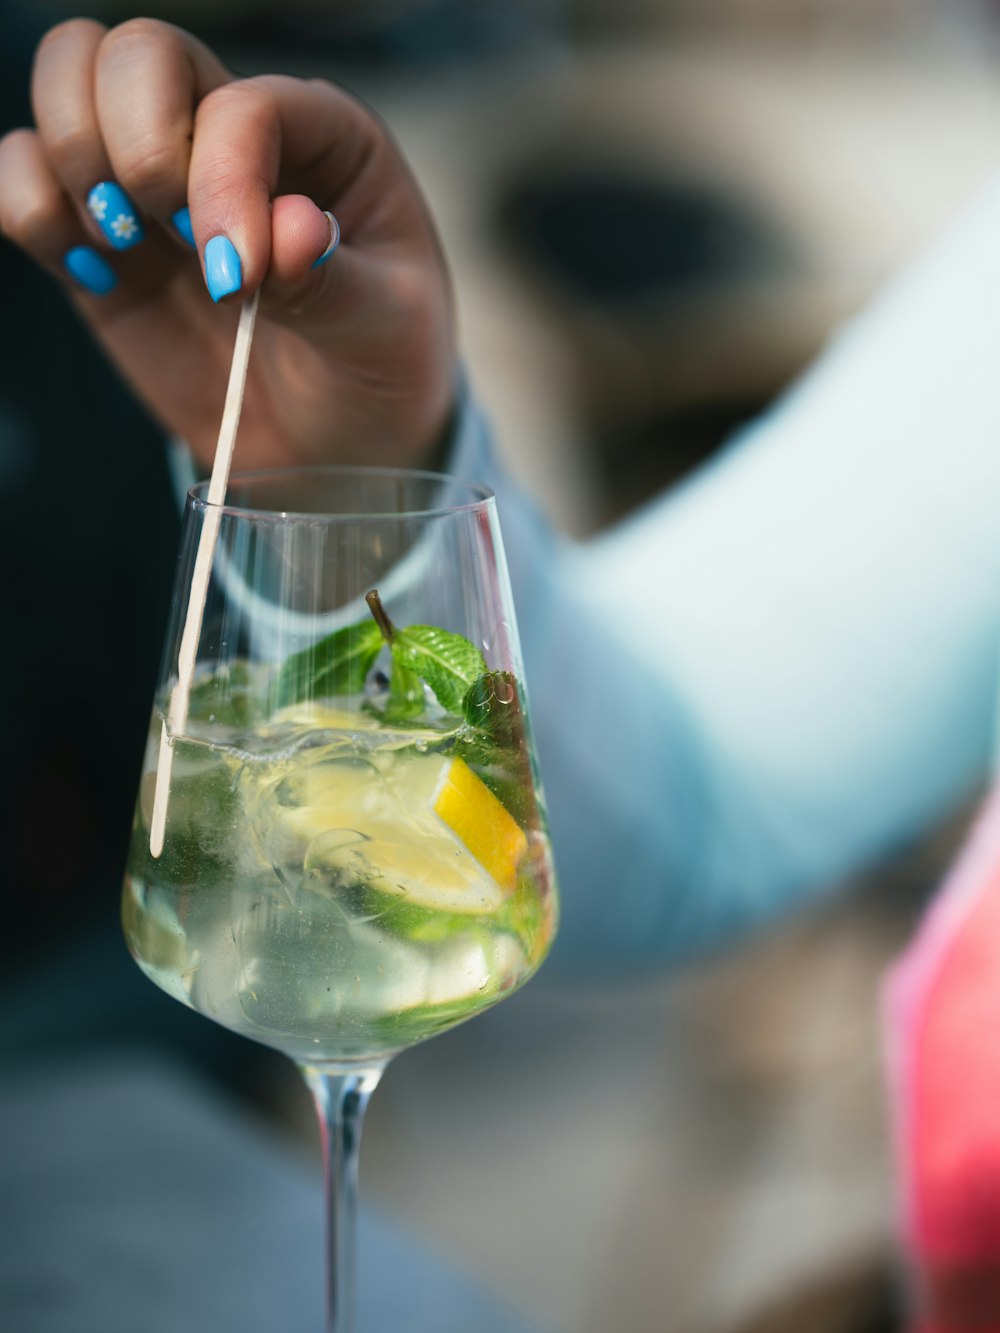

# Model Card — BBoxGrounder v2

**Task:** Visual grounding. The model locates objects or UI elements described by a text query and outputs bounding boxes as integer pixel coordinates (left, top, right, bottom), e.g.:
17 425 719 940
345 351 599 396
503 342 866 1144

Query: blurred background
4 1 1000 1330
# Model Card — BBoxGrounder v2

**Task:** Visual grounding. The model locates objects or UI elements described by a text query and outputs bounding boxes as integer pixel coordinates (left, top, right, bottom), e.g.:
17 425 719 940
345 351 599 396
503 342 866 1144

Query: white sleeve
452 174 1000 969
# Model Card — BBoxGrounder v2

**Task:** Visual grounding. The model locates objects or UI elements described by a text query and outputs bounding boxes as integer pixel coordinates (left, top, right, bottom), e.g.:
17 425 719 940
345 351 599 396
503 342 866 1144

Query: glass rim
187 463 495 522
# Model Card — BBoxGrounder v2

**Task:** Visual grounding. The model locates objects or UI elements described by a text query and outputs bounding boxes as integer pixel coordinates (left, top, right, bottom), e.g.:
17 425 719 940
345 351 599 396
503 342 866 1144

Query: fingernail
172 206 195 248
86 181 145 250
204 234 242 302
311 211 341 269
63 245 117 295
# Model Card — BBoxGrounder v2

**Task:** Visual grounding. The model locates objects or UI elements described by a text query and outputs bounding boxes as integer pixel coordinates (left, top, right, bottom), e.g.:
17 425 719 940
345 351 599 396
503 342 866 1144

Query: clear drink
124 680 557 1062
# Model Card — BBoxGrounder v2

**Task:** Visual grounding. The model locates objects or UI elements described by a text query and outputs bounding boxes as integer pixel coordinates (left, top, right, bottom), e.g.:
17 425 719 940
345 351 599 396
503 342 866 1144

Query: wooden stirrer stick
149 291 260 857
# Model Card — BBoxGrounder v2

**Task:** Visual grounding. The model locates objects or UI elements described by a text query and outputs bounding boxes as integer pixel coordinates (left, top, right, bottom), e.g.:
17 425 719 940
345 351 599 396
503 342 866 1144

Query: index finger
186 74 429 300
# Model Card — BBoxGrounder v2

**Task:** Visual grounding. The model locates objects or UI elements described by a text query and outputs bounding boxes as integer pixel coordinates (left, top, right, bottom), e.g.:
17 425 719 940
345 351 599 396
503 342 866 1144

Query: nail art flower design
86 181 145 251
111 214 139 243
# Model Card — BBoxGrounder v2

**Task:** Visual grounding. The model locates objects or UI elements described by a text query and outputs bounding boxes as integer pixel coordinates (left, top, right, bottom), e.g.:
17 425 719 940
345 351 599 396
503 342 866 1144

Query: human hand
0 17 456 472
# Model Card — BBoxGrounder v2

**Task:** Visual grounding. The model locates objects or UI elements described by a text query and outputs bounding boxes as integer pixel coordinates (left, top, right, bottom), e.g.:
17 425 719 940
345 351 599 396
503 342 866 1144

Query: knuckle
0 126 34 160
36 17 105 61
99 16 179 62
0 195 53 247
197 79 274 126
192 84 280 184
0 160 62 247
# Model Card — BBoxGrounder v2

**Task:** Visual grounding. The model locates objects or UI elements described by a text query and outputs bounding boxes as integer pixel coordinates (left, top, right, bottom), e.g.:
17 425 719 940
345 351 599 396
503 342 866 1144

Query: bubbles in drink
123 692 556 1061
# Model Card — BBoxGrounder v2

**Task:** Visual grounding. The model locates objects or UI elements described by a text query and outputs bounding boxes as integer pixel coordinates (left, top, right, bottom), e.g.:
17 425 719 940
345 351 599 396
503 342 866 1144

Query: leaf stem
365 589 395 645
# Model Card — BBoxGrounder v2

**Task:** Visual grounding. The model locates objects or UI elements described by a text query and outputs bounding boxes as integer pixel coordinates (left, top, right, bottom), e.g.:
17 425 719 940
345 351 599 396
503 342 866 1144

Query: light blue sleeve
452 175 1000 971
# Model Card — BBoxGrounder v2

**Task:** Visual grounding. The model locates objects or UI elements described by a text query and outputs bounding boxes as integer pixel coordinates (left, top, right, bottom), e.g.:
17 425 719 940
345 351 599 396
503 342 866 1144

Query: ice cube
251 756 384 899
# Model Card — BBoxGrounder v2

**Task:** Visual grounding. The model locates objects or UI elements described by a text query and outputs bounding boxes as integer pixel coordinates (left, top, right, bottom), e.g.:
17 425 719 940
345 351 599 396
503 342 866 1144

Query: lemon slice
262 750 526 915
270 701 379 731
432 757 527 895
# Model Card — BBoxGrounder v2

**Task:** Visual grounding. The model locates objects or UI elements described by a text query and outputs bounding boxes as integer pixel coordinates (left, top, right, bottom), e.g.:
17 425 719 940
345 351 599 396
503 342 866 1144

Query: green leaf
459 670 538 825
187 661 265 729
392 625 486 714
462 670 521 744
274 619 383 707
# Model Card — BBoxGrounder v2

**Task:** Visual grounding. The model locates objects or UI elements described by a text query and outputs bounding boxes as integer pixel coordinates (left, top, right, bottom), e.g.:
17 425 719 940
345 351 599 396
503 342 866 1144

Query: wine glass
122 465 559 1332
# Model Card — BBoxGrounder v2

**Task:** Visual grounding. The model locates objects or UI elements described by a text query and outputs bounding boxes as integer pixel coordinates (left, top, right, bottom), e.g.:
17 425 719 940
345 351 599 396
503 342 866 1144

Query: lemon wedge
262 750 527 915
432 757 527 895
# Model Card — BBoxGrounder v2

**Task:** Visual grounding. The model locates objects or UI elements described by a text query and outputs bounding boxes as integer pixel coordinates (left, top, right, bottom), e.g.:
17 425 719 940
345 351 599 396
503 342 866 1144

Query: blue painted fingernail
63 245 117 295
310 211 341 269
86 181 145 250
204 234 242 302
172 206 195 248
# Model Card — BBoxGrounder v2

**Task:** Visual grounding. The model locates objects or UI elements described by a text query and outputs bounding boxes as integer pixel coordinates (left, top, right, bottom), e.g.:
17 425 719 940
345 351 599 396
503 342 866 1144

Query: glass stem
301 1061 388 1333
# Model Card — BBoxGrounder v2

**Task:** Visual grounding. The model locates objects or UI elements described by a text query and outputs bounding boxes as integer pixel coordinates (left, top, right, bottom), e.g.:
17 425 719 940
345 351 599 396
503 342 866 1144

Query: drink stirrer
149 290 260 858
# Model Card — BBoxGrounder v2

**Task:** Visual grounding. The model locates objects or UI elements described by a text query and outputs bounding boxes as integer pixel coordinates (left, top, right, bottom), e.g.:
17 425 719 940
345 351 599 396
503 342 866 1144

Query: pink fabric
886 786 1000 1332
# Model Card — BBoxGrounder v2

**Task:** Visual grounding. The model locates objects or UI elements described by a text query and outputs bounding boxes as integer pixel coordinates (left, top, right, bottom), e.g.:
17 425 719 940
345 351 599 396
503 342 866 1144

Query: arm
458 176 1000 967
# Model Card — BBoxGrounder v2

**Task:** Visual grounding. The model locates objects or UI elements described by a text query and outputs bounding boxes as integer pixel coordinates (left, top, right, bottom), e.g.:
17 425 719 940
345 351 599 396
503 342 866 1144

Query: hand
0 17 456 472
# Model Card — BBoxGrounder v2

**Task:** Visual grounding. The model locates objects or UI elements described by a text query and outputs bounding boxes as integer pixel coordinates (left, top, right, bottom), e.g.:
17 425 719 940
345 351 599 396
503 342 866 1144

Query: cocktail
122 465 558 1331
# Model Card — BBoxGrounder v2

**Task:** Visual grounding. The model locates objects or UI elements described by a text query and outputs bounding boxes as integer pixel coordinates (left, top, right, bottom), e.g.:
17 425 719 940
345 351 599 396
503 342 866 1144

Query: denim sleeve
451 174 1000 971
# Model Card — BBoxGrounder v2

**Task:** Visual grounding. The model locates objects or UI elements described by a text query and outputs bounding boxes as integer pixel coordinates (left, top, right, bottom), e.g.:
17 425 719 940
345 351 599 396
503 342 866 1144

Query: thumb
268 194 337 278
261 192 447 365
259 193 363 328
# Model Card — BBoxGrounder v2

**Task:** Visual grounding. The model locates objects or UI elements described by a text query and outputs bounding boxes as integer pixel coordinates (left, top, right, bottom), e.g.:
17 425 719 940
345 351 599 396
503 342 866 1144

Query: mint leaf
275 589 488 721
462 670 522 744
188 661 265 729
392 625 486 714
275 619 383 707
460 670 537 825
